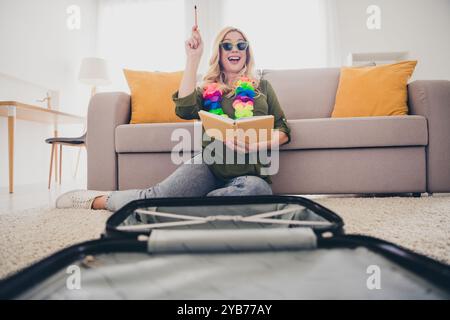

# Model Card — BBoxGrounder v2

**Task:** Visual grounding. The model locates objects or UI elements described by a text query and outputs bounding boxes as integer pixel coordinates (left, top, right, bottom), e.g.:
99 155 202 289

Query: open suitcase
1 195 449 299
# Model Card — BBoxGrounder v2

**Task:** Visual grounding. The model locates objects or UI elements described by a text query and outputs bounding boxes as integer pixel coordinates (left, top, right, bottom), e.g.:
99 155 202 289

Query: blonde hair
201 26 261 98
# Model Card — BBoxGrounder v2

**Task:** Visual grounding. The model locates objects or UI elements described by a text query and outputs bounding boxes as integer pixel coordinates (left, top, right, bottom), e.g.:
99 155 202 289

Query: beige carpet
0 195 449 279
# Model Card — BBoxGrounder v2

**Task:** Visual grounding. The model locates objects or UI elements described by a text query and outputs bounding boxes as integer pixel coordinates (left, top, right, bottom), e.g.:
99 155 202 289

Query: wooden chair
46 132 86 189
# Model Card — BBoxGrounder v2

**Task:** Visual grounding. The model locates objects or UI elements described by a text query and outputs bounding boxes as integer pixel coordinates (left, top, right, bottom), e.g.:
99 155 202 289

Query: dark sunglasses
220 41 249 51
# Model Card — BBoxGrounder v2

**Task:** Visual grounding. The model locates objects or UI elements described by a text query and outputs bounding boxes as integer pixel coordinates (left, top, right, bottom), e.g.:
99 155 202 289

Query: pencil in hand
194 5 198 30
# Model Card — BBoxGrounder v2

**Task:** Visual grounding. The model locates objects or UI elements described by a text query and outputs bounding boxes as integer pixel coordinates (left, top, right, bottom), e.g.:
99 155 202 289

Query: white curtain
96 0 339 91
220 0 333 70
96 0 186 92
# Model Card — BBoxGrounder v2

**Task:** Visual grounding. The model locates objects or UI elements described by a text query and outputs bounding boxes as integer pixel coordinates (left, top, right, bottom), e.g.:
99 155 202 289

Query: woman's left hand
234 139 267 153
231 131 289 153
224 138 248 154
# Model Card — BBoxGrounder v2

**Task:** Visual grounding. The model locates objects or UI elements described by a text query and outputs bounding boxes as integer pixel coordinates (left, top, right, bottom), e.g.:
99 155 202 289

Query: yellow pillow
124 69 193 124
331 61 417 118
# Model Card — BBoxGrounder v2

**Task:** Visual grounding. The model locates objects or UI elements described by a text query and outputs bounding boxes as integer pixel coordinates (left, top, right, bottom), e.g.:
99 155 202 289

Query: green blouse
172 79 291 184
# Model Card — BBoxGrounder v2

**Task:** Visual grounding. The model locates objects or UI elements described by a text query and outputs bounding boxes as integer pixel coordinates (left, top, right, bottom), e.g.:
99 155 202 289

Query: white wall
334 0 450 80
0 0 98 188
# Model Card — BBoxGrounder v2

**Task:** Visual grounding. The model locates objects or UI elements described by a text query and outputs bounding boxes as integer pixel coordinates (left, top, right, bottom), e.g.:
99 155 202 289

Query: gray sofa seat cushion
115 122 203 153
281 115 428 150
115 115 427 153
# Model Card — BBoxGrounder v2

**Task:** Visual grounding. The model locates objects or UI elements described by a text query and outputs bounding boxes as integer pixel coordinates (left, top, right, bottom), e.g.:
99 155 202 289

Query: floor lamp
75 57 111 177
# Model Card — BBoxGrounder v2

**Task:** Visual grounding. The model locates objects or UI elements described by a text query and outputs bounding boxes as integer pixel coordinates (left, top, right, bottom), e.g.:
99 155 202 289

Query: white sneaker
55 189 111 209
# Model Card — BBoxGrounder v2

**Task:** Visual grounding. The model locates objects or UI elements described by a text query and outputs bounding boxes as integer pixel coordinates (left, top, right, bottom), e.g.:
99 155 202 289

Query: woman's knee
227 176 272 196
142 154 217 198
241 176 272 195
206 176 272 197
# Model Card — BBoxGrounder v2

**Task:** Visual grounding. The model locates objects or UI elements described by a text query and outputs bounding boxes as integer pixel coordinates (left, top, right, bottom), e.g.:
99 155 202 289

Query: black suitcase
1 195 449 299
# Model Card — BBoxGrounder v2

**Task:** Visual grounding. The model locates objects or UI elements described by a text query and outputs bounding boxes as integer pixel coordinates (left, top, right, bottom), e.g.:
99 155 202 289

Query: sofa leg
412 192 421 197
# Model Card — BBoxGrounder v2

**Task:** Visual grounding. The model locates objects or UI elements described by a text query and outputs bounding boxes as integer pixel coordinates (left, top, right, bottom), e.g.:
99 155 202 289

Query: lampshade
78 57 111 86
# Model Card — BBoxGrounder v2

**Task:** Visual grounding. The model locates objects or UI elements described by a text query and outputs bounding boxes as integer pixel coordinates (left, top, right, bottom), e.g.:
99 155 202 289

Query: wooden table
0 101 85 193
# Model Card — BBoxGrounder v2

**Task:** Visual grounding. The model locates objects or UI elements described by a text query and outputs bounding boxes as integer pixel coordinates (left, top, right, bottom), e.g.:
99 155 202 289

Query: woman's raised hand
185 25 203 63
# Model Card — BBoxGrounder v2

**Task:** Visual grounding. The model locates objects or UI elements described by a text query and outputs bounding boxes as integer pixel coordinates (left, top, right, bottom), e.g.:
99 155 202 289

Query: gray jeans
105 153 272 212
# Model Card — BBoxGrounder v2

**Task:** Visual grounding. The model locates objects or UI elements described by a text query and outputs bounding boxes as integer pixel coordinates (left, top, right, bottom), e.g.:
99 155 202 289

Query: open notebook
198 110 274 144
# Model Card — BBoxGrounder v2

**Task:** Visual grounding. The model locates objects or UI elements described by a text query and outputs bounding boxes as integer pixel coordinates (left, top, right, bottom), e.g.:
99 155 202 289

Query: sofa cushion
115 115 427 153
124 69 195 124
281 115 428 150
331 61 417 118
116 122 203 153
262 68 341 119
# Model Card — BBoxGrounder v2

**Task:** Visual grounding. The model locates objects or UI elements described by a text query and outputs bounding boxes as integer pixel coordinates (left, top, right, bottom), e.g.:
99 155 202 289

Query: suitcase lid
105 195 344 239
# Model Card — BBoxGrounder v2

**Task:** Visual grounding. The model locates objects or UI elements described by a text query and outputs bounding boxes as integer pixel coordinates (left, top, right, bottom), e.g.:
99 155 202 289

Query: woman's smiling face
220 31 247 75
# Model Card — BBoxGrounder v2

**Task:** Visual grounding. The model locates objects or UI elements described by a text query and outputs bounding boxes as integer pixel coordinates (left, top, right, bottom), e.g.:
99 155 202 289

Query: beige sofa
87 68 450 195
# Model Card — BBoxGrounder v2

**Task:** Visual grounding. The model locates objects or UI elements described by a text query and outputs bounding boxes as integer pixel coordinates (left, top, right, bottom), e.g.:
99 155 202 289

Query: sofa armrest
87 92 131 191
408 80 450 192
